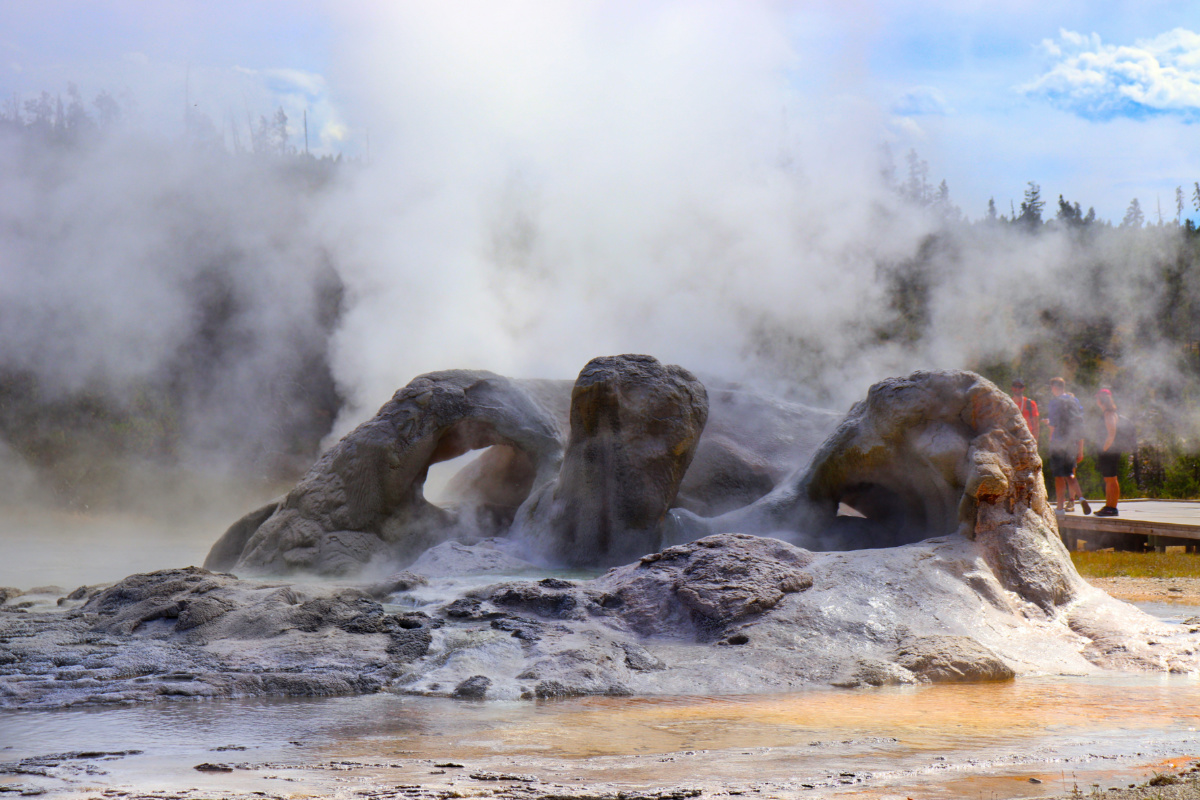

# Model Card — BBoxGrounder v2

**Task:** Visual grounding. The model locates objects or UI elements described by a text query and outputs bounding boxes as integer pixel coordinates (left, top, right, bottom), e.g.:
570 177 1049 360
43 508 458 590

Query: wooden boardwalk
1057 499 1200 552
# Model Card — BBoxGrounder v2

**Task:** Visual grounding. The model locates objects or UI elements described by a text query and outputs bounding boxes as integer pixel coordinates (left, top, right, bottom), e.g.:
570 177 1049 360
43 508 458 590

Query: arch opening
416 420 539 536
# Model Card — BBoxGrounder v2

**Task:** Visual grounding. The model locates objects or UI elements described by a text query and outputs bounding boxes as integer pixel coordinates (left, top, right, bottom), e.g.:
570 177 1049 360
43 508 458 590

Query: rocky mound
510 355 709 568
2 365 1194 710
2 528 1188 709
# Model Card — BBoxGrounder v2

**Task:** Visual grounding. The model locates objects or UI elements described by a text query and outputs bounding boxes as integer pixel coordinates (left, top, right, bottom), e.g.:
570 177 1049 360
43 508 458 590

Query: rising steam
2 2 1198 514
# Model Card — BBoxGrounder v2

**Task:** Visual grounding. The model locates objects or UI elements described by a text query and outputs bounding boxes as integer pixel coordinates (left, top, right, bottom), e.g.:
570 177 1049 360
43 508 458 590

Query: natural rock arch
206 371 570 576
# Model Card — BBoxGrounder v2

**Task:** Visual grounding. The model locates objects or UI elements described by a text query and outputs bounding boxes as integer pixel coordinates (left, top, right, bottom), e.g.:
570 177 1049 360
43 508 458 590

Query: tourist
1094 388 1123 517
1047 377 1091 515
1011 378 1039 437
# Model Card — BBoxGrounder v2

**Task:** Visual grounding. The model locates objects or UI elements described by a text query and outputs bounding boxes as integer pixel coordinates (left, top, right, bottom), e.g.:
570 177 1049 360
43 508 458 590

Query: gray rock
453 675 491 698
362 571 429 599
893 635 1016 683
594 533 814 639
512 354 709 568
620 642 666 671
211 370 571 576
830 659 918 688
204 499 281 573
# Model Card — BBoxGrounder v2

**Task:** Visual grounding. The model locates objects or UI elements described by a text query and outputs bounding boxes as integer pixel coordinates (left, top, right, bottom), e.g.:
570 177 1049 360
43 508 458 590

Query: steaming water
0 504 232 590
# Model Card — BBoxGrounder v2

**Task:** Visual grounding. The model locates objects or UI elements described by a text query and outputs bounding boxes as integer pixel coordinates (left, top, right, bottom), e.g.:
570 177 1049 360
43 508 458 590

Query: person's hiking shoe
1080 498 1092 515
1094 506 1119 517
1055 508 1066 517
1065 500 1075 512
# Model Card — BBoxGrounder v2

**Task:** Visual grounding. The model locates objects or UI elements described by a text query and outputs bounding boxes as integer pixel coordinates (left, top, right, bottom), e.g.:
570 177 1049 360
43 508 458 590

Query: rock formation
671 371 1081 609
205 370 572 576
206 355 837 577
3 365 1196 710
510 355 709 567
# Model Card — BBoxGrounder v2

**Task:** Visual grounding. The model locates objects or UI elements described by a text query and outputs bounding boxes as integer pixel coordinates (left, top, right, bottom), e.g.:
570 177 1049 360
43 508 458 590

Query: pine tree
1121 198 1145 228
93 91 120 128
986 198 997 221
879 142 896 189
903 149 930 206
1017 182 1044 230
1177 186 1185 224
252 107 290 156
1056 194 1083 228
271 107 289 154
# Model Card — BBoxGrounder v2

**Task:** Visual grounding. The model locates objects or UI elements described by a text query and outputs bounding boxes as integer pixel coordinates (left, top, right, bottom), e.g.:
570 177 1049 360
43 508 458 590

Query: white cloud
888 115 926 139
1023 28 1200 121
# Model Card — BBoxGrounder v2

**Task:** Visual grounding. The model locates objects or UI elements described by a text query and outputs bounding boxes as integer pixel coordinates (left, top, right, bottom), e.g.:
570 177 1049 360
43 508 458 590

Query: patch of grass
1070 550 1200 578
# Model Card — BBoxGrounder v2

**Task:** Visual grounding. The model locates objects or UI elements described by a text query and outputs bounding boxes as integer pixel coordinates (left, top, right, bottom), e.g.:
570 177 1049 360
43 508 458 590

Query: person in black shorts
1094 388 1122 517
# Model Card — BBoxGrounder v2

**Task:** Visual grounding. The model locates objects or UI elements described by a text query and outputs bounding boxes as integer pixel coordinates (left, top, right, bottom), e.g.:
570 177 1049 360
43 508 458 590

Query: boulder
893 635 1016 683
511 355 709 568
593 533 814 639
80 567 435 647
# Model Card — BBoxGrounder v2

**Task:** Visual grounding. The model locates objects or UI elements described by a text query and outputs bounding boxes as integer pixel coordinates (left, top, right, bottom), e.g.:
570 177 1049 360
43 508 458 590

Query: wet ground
4 670 1200 799
5 505 1200 799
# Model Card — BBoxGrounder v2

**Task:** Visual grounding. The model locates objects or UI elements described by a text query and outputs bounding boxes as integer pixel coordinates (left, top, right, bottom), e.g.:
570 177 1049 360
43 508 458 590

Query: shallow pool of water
0 504 231 590
4 674 1200 799
1132 599 1200 622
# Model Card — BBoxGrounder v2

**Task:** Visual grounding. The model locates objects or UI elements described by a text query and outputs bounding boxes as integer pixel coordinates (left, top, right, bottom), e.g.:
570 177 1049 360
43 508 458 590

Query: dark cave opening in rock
820 481 946 550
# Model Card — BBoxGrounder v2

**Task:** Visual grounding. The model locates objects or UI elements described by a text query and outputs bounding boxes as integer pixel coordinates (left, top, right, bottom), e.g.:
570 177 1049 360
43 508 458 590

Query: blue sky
2 1 1199 222
863 0 1200 221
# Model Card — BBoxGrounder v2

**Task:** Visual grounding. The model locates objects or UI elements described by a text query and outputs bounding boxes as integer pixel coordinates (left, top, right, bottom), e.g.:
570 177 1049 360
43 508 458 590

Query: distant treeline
890 149 1200 499
891 147 1200 230
0 83 350 177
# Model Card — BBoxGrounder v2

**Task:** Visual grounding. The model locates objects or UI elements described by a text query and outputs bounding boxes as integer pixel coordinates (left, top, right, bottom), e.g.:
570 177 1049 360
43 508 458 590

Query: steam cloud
2 2 1198 508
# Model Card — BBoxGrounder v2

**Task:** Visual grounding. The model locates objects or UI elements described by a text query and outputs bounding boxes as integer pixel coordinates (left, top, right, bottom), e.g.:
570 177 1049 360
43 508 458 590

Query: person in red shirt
1011 378 1039 437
